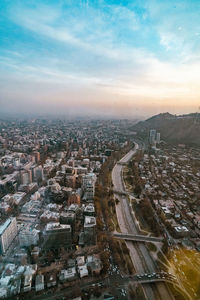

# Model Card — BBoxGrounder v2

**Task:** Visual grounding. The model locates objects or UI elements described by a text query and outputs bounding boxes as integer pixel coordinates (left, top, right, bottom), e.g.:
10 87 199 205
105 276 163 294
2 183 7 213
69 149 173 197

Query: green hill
133 112 200 146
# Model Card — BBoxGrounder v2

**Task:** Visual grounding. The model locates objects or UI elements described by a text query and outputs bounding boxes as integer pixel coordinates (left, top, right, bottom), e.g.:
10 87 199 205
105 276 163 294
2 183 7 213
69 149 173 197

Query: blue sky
0 0 200 117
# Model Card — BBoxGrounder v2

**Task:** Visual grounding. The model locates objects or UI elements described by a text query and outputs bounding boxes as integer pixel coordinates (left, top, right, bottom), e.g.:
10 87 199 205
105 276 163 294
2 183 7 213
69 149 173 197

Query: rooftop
45 222 71 231
84 216 96 227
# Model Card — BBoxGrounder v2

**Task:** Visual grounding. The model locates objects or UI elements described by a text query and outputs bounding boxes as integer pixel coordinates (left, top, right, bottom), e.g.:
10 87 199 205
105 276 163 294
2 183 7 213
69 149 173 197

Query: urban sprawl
0 119 199 300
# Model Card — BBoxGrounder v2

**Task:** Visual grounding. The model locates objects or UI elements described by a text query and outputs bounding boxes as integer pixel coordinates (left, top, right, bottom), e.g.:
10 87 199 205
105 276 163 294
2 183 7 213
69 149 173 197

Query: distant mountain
133 112 200 146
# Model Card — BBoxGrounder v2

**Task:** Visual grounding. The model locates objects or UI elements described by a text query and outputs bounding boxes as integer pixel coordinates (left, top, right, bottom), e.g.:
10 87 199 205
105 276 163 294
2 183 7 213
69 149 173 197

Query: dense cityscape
0 119 130 299
1 1 200 299
0 117 199 300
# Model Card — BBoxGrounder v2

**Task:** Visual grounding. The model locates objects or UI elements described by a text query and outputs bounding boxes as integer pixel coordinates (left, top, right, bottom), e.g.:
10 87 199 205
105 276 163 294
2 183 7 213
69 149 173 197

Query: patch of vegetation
133 198 161 236
147 242 157 252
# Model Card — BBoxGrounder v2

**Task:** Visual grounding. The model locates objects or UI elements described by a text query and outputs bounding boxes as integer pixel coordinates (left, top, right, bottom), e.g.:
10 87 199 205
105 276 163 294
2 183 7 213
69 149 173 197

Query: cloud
145 0 200 60
6 1 141 60
1 0 200 117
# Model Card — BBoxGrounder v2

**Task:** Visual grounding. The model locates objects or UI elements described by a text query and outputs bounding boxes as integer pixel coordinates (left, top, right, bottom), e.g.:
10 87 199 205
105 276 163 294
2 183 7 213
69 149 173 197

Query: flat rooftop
45 222 71 231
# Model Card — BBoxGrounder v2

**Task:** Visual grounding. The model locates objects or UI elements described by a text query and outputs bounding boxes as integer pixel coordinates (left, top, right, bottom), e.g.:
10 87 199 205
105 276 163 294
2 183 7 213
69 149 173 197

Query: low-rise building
78 265 88 278
76 256 85 266
174 226 189 238
59 268 76 281
86 255 102 275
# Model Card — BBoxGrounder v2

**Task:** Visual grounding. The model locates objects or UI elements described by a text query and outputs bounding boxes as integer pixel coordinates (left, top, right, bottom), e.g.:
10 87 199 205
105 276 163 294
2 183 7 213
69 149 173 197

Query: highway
112 143 175 300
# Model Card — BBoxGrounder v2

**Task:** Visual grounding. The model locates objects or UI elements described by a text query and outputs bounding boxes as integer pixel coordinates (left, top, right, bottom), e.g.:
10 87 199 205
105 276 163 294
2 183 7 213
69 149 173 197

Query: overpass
114 233 164 243
136 277 176 284
112 189 135 197
129 273 192 300
125 272 177 284
106 273 190 300
112 189 128 196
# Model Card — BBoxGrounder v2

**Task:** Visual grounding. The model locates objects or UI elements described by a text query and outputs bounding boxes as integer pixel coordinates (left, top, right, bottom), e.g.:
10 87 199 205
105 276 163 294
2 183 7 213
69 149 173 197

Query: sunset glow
0 0 200 117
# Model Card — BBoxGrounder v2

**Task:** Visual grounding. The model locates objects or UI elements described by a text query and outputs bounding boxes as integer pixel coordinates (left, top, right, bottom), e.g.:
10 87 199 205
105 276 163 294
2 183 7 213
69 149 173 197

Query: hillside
133 112 200 146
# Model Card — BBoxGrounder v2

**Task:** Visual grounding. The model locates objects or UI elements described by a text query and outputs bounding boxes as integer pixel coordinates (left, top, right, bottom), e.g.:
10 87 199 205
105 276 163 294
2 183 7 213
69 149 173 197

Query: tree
93 287 101 297
134 184 142 196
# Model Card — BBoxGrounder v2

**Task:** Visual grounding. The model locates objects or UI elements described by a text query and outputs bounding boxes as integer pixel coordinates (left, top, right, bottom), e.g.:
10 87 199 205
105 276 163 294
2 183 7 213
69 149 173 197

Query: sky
0 0 200 118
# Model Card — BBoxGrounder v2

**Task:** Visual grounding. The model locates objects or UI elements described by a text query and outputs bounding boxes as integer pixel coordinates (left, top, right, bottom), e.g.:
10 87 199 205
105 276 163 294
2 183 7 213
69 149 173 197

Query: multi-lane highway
112 143 175 300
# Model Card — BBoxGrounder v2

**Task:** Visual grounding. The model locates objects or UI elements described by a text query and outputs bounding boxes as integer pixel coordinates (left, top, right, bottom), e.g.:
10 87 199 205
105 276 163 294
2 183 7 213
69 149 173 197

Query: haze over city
1 2 200 300
1 0 200 118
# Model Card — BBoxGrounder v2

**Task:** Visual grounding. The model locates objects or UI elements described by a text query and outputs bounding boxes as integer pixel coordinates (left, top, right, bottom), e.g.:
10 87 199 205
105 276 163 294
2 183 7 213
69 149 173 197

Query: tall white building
0 218 18 254
156 132 161 143
149 129 157 145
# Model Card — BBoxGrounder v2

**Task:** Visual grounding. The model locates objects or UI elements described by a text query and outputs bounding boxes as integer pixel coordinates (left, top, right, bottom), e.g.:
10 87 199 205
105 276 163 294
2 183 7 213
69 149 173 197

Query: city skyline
1 0 200 118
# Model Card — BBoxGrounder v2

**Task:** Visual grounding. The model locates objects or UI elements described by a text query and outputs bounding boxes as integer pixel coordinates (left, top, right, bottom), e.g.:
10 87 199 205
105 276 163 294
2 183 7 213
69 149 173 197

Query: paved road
22 274 133 300
112 144 175 300
114 233 163 243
